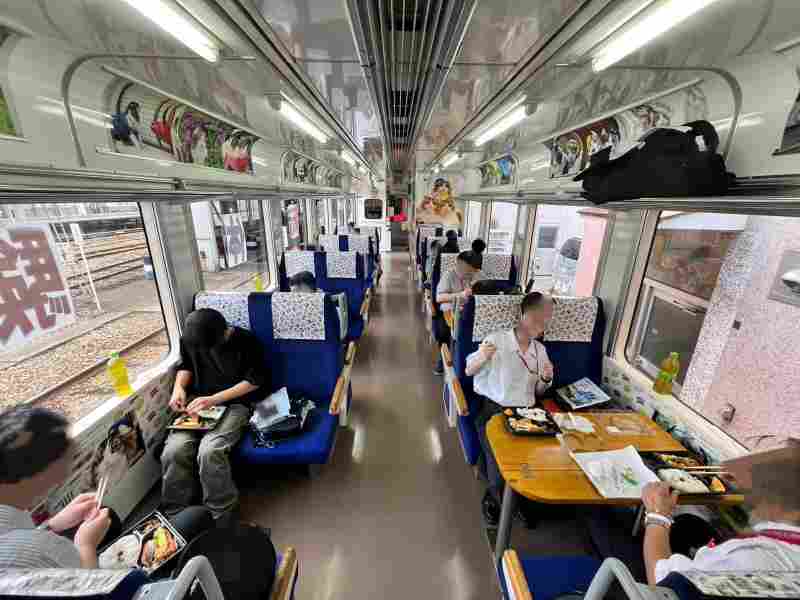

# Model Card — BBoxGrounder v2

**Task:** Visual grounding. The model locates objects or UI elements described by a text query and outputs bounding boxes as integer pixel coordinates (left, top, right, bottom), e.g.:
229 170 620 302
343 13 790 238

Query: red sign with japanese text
0 225 76 352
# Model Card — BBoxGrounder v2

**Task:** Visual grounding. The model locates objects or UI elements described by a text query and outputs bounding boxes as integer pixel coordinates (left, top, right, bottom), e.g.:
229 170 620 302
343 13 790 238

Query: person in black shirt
161 309 267 519
440 229 460 254
472 238 487 268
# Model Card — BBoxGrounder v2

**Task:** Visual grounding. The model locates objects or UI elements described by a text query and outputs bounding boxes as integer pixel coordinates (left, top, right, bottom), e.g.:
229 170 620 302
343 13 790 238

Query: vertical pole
72 223 102 312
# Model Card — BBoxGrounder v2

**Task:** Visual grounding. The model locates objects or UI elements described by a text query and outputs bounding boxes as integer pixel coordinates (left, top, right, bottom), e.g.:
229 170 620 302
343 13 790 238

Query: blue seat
278 250 326 291
450 295 605 466
197 291 347 467
416 224 443 268
500 550 601 600
343 234 375 285
318 251 368 341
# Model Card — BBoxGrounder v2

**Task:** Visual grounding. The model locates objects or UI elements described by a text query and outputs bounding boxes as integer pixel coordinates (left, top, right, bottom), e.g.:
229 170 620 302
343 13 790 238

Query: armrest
345 341 357 364
502 550 532 600
441 345 468 416
270 547 298 600
329 353 355 415
360 291 371 316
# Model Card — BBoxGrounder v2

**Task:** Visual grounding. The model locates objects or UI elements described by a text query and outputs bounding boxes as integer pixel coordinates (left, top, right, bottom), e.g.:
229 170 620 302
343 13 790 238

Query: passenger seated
641 445 800 585
290 271 348 340
465 292 555 526
433 250 485 375
426 239 441 282
471 238 487 268
0 407 112 569
440 229 460 254
289 270 317 292
163 308 267 520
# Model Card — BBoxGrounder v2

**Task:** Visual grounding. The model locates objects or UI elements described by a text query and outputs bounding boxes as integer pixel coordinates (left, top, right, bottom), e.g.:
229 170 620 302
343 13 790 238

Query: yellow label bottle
653 352 680 395
107 352 133 398
254 274 264 292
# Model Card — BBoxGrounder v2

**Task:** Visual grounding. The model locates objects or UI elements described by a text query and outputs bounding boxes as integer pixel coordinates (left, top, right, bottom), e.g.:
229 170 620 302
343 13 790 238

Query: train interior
1 1 800 599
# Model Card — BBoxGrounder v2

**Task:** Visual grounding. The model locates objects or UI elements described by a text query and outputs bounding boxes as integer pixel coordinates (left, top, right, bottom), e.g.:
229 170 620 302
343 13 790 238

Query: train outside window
193 199 271 292
0 202 169 423
528 205 608 297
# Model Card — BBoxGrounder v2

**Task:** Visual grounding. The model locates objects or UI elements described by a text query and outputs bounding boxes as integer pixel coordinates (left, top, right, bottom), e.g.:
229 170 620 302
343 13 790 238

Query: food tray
168 406 227 431
99 510 187 574
503 407 562 437
641 452 731 496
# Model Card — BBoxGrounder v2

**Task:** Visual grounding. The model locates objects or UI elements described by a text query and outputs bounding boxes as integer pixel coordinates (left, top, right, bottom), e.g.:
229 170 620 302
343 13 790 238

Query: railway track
67 257 144 285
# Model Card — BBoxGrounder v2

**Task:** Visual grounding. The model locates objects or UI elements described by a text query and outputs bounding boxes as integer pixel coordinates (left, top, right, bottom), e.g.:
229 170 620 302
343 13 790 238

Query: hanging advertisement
415 178 463 226
286 203 302 248
0 225 76 353
222 214 247 268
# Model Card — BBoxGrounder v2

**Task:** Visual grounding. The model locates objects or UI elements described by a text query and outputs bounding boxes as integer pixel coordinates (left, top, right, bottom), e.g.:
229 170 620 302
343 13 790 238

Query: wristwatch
645 512 674 529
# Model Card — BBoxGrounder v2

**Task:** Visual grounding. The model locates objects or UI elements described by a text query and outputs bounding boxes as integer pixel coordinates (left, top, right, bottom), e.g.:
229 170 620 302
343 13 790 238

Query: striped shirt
0 504 82 569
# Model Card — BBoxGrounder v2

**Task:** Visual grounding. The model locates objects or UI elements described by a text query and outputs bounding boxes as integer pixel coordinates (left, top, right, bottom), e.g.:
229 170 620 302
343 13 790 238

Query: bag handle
684 120 720 154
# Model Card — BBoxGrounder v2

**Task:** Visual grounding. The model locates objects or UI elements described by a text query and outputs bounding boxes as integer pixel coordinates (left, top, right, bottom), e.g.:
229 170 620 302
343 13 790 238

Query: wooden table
487 412 745 561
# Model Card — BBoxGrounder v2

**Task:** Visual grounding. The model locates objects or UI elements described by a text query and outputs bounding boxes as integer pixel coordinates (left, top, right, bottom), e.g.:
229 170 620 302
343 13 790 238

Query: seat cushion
236 409 338 465
457 415 481 465
500 555 601 600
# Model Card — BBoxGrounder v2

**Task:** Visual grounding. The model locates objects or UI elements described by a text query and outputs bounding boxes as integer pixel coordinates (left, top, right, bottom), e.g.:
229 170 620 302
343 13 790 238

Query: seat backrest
195 291 252 330
318 251 366 338
543 296 605 389
454 294 523 415
248 292 343 405
344 235 374 278
416 224 443 263
319 234 343 252
480 253 517 289
279 250 326 291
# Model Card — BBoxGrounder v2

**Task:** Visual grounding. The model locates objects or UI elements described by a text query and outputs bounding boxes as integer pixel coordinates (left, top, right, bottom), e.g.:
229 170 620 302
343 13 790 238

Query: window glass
488 202 517 254
528 205 607 296
364 197 383 220
0 202 169 423
283 199 304 250
194 199 270 291
466 201 483 240
316 200 327 235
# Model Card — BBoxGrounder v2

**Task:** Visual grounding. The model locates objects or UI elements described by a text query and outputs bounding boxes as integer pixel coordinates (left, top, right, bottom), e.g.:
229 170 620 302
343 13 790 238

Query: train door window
528 205 607 296
466 201 482 240
316 200 327 234
283 200 304 250
0 202 169 423
488 202 517 254
627 212 746 390
364 197 383 220
193 199 270 291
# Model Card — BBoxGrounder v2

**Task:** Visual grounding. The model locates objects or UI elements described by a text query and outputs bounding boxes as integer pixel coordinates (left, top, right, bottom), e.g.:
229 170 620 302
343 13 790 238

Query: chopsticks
96 475 109 509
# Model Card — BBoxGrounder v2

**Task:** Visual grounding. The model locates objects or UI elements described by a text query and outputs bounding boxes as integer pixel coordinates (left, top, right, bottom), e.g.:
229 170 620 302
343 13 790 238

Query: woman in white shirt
466 292 555 525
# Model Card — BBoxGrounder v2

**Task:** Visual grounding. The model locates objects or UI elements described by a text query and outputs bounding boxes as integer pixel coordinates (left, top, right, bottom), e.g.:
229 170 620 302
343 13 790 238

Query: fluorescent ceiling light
341 151 356 166
474 106 529 147
592 0 722 72
121 0 220 63
441 153 461 168
279 99 329 144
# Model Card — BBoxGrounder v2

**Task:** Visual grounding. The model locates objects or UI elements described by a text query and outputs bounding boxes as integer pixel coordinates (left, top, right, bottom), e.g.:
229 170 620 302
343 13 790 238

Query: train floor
240 252 592 599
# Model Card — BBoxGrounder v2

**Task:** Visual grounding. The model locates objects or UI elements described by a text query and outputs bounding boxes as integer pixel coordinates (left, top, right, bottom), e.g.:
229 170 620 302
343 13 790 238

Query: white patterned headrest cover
326 251 358 279
348 235 370 255
473 295 522 342
284 251 315 277
439 253 458 278
319 234 340 252
458 238 473 251
426 236 446 256
481 254 513 280
271 292 326 340
195 291 251 330
544 296 599 343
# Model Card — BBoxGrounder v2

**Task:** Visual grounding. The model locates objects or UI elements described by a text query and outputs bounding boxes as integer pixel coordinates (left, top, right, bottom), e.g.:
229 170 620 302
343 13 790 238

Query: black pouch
253 397 314 445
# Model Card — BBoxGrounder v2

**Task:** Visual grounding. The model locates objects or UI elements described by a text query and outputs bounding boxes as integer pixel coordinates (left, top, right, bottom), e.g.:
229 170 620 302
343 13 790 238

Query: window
488 202 518 254
364 197 383 220
0 202 169 423
528 205 607 296
193 199 271 291
466 201 483 240
628 212 746 389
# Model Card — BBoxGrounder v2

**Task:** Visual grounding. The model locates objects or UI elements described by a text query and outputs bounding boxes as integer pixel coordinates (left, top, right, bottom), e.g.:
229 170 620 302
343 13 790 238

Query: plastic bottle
653 352 680 395
107 352 133 398
254 273 264 292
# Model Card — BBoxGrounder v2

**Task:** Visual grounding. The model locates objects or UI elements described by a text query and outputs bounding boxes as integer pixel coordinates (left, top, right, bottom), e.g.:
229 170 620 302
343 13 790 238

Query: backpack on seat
574 120 734 204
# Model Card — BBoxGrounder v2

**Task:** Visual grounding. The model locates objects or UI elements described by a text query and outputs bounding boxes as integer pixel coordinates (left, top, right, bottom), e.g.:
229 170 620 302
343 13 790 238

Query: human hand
462 287 473 299
480 342 497 361
186 395 218 415
169 386 188 412
48 493 99 533
75 508 112 551
642 482 679 515
542 361 554 381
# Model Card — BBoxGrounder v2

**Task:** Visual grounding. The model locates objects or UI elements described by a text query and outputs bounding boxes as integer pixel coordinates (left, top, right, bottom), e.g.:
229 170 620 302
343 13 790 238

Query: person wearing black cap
440 229 460 254
0 407 112 568
471 238 487 268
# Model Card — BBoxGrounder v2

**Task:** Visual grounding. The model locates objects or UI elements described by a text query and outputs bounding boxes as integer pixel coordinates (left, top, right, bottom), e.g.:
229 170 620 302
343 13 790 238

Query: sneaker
482 491 500 528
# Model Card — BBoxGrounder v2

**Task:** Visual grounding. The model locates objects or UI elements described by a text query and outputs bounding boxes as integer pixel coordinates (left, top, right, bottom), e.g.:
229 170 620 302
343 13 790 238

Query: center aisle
241 252 500 599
